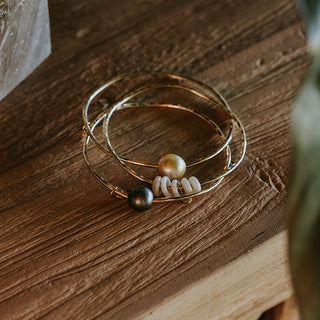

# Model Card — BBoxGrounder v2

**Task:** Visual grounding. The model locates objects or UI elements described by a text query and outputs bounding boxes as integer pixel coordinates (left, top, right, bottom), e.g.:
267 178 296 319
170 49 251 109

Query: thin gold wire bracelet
82 72 247 211
83 85 233 196
103 101 246 202
83 102 232 200
103 84 246 176
83 81 235 168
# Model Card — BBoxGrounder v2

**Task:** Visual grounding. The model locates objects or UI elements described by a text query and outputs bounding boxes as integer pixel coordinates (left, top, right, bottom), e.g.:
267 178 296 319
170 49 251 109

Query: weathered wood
0 0 51 101
0 0 308 319
137 232 293 320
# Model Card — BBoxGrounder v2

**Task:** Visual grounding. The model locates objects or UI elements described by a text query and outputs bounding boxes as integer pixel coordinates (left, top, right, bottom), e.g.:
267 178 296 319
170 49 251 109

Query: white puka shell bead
161 176 172 197
152 176 162 197
189 176 201 193
181 178 193 194
171 179 181 197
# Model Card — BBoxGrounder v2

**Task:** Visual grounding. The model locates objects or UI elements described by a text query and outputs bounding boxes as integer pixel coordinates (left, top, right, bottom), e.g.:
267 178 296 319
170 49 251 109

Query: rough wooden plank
136 232 293 320
0 0 308 319
0 0 303 173
0 0 51 101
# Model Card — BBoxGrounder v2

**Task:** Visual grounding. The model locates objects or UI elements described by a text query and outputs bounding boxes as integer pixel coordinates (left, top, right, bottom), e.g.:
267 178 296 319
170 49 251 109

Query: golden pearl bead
158 154 186 180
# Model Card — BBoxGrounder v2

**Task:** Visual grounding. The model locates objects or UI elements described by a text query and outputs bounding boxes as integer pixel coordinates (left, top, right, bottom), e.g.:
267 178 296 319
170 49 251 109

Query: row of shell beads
152 175 201 197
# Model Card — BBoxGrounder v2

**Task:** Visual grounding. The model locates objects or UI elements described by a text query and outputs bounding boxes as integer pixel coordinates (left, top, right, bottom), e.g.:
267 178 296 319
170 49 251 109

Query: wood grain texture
0 0 308 319
137 232 293 320
0 0 51 101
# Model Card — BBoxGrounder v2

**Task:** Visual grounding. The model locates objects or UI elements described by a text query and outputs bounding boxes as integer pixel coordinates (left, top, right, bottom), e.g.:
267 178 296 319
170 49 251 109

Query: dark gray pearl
127 187 154 211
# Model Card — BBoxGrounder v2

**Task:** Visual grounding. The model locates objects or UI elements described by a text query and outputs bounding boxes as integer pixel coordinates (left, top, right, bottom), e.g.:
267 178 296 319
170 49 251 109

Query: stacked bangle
83 72 246 211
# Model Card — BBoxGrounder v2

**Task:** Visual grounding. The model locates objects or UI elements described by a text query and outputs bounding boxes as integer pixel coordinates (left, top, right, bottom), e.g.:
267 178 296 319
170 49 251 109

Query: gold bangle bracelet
82 72 247 211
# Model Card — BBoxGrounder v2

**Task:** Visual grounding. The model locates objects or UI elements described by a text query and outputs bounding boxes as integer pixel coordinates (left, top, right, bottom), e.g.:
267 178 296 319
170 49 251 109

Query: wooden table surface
0 0 309 319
